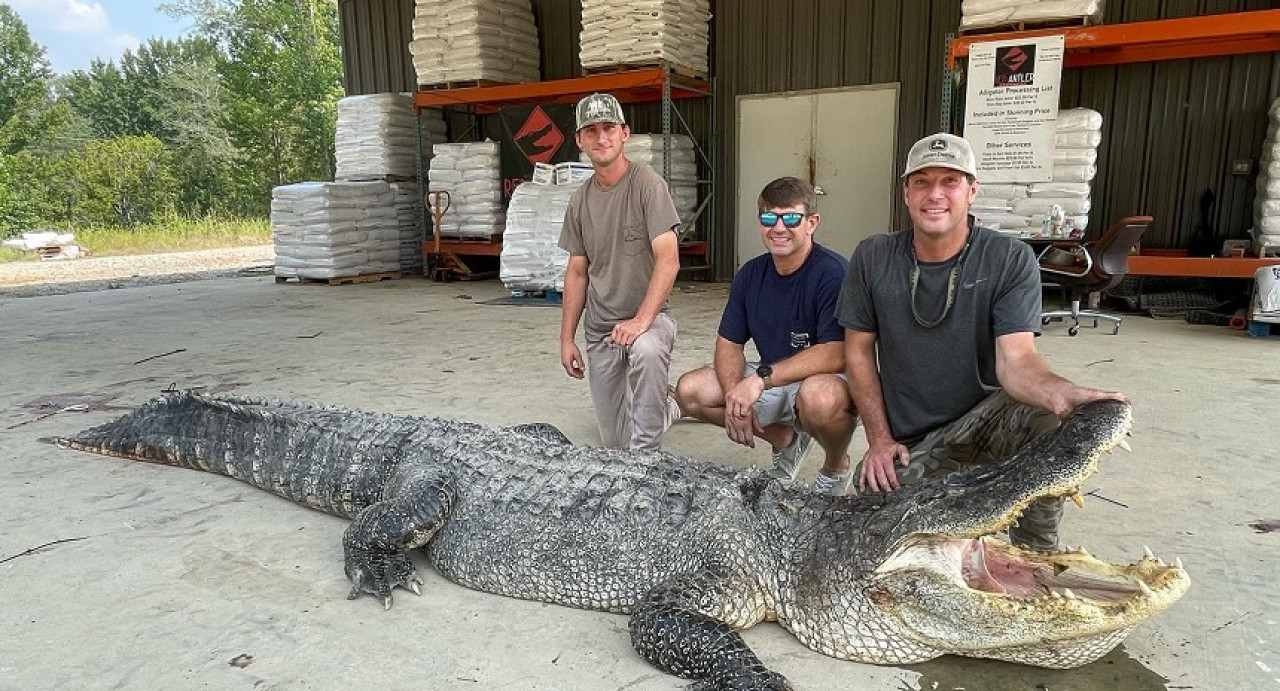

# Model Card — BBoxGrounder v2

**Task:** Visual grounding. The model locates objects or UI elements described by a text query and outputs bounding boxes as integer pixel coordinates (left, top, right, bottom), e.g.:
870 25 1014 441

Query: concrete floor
0 274 1275 691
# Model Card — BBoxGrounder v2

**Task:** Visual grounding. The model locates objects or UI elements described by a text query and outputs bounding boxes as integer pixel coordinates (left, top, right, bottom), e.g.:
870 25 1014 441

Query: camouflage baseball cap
902 133 977 178
575 93 626 132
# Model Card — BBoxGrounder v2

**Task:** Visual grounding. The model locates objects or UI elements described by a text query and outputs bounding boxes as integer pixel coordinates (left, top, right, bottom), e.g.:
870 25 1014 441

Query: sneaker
768 430 813 482
812 469 851 496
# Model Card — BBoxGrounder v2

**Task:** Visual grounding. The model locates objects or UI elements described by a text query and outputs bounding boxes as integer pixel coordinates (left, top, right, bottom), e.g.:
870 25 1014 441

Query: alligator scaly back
48 392 474 519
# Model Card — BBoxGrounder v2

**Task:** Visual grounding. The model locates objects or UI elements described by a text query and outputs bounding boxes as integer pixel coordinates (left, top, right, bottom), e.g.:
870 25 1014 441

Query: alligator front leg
629 567 791 691
343 470 456 609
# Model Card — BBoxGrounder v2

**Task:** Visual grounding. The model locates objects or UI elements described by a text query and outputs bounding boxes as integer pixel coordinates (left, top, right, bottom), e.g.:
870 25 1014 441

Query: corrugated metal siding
338 1 1280 275
1060 0 1280 250
338 0 415 94
712 0 961 278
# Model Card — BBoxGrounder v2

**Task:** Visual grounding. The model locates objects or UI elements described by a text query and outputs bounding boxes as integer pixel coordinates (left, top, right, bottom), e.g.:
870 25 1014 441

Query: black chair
1038 215 1153 336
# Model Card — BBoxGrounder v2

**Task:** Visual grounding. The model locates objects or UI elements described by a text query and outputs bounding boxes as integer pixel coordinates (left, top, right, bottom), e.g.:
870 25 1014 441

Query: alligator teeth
1079 547 1090 557
1138 581 1153 596
1050 590 1062 598
1062 588 1077 599
382 596 393 611
1143 545 1155 560
1118 439 1132 453
1069 490 1085 508
1174 557 1184 570
409 580 422 596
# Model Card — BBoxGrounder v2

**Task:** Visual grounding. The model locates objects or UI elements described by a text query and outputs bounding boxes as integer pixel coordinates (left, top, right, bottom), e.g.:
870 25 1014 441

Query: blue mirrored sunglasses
759 211 807 229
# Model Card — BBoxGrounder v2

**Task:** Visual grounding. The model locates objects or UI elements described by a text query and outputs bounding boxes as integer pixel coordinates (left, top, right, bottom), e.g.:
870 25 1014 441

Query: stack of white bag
500 180 585 293
960 0 1105 31
972 108 1101 234
335 94 446 180
428 141 504 239
389 182 424 273
580 0 710 75
409 0 540 86
581 134 699 237
271 182 401 279
1251 98 1280 255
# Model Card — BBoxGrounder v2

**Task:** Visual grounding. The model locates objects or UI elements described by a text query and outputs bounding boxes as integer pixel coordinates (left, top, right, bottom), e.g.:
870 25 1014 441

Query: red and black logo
994 44 1036 87
513 106 565 165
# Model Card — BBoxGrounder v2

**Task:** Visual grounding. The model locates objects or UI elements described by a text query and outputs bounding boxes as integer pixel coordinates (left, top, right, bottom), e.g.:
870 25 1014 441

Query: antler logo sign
586 98 611 120
514 106 565 165
994 44 1036 87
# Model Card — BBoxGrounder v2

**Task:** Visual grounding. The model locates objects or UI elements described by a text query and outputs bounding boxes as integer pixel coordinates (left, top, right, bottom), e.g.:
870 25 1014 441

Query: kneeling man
674 177 856 494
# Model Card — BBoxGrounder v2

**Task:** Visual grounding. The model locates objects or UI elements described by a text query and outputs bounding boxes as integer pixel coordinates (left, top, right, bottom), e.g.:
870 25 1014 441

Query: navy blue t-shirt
718 244 849 364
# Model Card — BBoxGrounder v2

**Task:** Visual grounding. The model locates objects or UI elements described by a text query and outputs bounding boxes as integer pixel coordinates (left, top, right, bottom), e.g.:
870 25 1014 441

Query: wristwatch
755 364 774 390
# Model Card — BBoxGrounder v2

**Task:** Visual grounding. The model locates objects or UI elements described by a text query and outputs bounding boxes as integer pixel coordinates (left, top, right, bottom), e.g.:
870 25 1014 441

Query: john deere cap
575 93 626 132
902 133 978 178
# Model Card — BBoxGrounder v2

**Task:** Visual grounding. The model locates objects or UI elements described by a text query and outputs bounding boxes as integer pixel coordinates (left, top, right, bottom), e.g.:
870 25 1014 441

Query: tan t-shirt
558 161 681 341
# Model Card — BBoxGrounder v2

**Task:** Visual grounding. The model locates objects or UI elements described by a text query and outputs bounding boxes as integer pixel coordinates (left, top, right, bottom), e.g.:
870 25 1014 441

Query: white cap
575 93 625 132
902 133 977 178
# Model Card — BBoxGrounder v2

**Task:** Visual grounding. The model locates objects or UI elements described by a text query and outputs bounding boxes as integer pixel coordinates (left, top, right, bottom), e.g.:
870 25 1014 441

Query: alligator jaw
869 535 1191 668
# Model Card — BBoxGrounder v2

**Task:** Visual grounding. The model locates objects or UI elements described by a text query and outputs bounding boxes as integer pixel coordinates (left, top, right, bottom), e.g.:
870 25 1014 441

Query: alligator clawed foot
344 548 423 609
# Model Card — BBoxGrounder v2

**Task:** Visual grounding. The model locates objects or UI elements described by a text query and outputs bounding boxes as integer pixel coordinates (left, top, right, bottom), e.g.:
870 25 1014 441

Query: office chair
1038 215 1153 336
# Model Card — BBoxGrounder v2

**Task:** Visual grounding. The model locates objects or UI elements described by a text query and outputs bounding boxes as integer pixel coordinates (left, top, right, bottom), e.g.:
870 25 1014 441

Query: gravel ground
0 245 275 297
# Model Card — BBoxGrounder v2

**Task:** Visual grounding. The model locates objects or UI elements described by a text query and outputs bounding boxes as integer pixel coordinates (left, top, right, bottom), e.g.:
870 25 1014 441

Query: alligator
50 392 1189 689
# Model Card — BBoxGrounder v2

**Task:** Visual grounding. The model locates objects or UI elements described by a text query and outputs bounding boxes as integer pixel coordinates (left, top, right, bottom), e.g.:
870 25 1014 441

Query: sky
7 0 190 73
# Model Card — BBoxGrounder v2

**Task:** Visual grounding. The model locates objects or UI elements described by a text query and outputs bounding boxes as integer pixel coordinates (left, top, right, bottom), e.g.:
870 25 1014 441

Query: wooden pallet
275 272 402 286
418 79 509 91
958 16 1094 36
583 62 708 81
438 233 503 245
336 174 415 183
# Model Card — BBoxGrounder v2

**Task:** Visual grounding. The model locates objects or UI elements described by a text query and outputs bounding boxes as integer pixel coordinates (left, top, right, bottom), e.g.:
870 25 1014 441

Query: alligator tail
46 392 447 518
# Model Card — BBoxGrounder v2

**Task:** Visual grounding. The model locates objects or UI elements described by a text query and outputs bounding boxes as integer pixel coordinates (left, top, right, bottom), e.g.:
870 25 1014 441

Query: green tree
164 0 343 212
65 136 179 227
0 5 55 154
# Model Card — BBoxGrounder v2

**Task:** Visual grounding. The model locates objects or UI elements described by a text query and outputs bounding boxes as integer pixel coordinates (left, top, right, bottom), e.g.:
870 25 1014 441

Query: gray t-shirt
835 226 1041 445
558 161 681 341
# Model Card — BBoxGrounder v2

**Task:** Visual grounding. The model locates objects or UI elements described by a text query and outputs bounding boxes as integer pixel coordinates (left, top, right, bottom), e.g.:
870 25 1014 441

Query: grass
0 216 272 263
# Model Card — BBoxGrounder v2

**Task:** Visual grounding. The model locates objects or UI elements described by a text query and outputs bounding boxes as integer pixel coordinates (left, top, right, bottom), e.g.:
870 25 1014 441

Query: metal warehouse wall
339 1 1280 279
711 0 964 278
1055 0 1280 251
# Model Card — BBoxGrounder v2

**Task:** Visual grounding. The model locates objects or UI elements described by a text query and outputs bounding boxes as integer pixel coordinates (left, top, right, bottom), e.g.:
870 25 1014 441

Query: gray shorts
745 363 847 429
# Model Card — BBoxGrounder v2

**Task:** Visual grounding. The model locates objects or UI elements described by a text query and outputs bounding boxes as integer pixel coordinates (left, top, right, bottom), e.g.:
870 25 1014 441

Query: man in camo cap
558 93 683 452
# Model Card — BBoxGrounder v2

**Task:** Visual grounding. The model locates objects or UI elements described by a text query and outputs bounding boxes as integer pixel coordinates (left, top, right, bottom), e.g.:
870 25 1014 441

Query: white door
736 84 899 268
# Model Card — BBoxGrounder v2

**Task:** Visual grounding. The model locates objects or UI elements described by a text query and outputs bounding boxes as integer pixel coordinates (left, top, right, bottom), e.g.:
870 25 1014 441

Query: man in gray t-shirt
558 93 682 452
835 133 1125 551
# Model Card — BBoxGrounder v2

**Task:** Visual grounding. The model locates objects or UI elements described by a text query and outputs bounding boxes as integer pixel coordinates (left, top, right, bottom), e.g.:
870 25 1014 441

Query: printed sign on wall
963 35 1064 183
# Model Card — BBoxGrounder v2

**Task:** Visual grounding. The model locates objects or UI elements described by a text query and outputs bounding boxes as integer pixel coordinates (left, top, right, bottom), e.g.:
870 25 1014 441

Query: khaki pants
879 391 1064 550
585 313 677 452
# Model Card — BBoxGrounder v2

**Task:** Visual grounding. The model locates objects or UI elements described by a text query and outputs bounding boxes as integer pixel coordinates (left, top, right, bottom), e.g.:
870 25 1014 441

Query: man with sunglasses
835 133 1125 550
674 177 856 495
558 92 683 452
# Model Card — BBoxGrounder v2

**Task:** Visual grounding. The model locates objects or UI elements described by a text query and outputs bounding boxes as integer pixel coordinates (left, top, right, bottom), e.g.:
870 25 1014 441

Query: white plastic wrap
1055 130 1103 149
410 0 541 86
961 0 1103 29
1012 196 1092 216
335 94 447 180
1252 265 1280 322
579 0 710 75
271 181 403 279
977 183 1030 199
500 180 581 292
428 141 505 239
1057 107 1103 132
1051 164 1098 183
1029 181 1092 198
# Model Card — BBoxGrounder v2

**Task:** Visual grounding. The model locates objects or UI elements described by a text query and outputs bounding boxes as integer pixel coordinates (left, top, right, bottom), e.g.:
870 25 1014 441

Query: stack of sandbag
271 181 401 280
499 179 585 293
580 133 699 238
428 141 504 239
335 94 446 180
579 0 710 76
1252 98 1280 255
389 181 424 274
960 0 1105 31
972 108 1101 235
409 0 540 86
